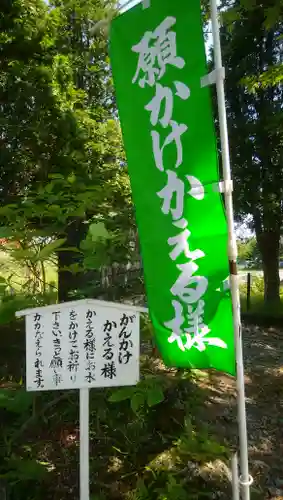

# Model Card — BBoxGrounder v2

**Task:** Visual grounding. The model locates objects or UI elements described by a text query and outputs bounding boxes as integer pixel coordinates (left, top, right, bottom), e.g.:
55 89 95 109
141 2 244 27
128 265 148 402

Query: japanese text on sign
25 303 140 391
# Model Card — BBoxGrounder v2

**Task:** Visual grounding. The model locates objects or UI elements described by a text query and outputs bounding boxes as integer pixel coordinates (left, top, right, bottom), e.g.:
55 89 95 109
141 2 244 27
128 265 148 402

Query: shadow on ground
0 321 282 499
199 325 283 500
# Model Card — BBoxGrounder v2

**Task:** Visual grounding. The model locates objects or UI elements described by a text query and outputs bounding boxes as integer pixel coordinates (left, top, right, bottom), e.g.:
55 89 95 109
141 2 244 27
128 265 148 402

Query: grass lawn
1 250 283 321
0 250 57 292
240 283 283 319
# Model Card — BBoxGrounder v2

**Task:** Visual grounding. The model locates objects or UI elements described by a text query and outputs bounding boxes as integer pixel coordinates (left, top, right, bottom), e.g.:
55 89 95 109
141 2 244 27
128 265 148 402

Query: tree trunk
257 230 280 304
58 218 88 302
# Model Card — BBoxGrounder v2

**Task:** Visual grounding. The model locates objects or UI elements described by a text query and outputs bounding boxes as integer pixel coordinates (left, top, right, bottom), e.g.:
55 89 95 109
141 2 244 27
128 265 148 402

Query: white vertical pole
80 388 90 500
209 1 251 499
231 452 240 500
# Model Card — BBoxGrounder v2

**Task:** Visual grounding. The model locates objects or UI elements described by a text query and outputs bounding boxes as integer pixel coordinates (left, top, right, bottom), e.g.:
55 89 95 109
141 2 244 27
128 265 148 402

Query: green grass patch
0 250 57 292
240 275 283 318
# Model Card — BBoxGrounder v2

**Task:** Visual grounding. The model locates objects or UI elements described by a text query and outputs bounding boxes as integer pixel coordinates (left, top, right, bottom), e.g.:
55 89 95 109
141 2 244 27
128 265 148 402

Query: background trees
0 0 136 303
220 0 283 303
1 0 282 306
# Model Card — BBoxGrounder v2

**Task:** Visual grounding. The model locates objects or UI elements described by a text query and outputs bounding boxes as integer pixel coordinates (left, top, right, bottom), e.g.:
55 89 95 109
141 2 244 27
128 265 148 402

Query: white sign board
16 299 144 392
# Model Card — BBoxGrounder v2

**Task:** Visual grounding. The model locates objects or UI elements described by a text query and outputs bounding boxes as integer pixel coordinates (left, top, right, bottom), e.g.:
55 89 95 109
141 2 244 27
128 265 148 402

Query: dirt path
199 325 283 499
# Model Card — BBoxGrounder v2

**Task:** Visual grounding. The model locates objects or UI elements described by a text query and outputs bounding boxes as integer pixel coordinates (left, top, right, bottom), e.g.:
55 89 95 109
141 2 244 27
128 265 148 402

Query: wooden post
246 272 251 311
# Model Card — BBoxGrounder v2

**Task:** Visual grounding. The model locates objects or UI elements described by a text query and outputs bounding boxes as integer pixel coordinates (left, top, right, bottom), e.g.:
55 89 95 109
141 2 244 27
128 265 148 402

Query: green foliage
89 222 110 243
155 476 189 500
37 239 66 260
2 458 48 483
0 289 56 325
219 0 283 302
0 318 231 500
0 0 134 302
0 389 34 414
0 387 49 494
80 221 118 270
237 237 262 269
250 276 265 295
108 375 165 414
130 416 228 500
240 273 283 316
237 237 257 261
176 417 227 462
242 64 283 91
135 479 151 500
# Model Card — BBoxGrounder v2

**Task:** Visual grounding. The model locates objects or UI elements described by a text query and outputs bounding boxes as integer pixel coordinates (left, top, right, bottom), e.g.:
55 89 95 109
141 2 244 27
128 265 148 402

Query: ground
1 321 282 499
199 324 283 499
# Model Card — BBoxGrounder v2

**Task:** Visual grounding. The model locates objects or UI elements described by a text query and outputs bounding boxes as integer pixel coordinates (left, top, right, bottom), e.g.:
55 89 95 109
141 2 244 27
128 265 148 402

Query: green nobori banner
110 0 235 375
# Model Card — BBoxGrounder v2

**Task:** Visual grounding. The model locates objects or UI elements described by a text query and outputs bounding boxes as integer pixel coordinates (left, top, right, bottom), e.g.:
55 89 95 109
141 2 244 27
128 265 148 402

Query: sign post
16 298 147 500
80 387 89 500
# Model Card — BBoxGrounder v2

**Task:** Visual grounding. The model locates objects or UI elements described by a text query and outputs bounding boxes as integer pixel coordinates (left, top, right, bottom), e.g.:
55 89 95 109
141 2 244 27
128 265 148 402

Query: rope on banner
119 0 137 12
200 67 225 88
218 180 233 194
91 1 149 35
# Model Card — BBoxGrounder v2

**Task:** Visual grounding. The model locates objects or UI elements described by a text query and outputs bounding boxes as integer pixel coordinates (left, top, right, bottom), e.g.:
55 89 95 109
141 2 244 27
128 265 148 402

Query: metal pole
209 1 251 499
231 452 240 500
80 388 90 500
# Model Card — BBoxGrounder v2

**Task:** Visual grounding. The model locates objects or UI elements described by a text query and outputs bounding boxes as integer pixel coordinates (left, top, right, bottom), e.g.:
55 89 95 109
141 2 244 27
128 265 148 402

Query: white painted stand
80 388 90 500
204 0 253 498
231 452 240 500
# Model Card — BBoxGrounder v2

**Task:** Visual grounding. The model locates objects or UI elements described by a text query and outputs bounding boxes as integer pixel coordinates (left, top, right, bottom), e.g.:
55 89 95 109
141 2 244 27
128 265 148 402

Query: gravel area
198 325 283 499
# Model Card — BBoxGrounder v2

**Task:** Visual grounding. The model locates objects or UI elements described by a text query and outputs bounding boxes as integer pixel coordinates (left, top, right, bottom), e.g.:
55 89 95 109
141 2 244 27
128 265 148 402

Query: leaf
67 173 76 184
264 5 281 29
60 263 82 274
48 173 64 180
108 387 134 402
147 386 164 407
0 227 13 238
47 203 61 212
136 479 150 499
6 459 48 480
89 222 110 242
11 248 35 261
37 238 66 260
131 392 145 413
221 7 241 28
72 206 86 217
206 338 227 349
83 255 103 269
57 247 83 253
0 389 34 413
